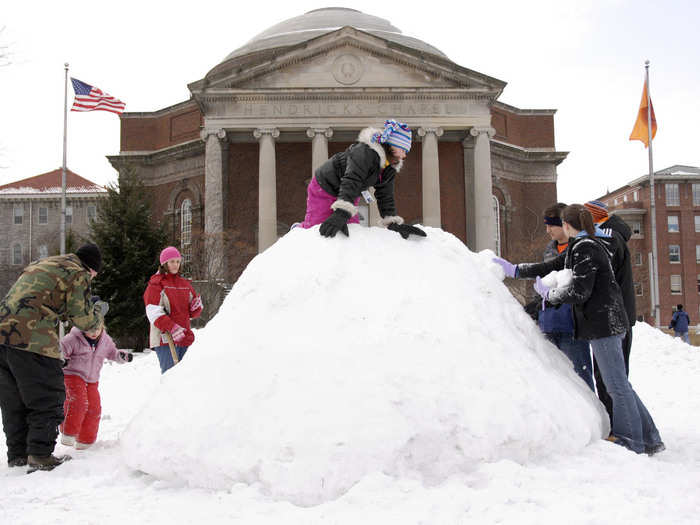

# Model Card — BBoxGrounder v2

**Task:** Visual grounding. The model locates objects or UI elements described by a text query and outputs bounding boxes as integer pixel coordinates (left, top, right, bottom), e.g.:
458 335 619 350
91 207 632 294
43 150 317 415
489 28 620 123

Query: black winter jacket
518 235 629 341
315 127 399 219
598 215 636 326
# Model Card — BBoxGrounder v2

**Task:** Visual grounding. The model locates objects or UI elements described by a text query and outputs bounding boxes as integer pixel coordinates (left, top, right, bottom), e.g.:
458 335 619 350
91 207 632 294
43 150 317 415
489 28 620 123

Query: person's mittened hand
319 208 351 238
170 324 186 343
492 257 517 278
387 223 427 239
190 295 203 312
94 300 109 316
119 350 134 363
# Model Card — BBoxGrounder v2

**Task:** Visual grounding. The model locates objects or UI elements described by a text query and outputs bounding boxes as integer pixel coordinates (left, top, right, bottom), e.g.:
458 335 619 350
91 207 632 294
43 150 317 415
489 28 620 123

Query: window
666 183 680 206
633 191 639 201
671 275 682 294
694 184 700 206
12 243 22 265
13 205 23 225
624 195 628 202
697 275 700 293
696 216 700 232
180 199 192 263
668 215 679 232
65 206 73 225
670 245 681 263
630 220 643 236
493 195 501 257
634 282 643 296
635 252 643 266
87 205 96 221
38 245 48 259
38 207 48 224
614 198 619 205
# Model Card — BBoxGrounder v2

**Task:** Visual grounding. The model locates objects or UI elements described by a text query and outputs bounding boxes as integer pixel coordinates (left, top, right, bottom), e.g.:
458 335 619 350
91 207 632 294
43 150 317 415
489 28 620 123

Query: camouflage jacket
0 254 103 359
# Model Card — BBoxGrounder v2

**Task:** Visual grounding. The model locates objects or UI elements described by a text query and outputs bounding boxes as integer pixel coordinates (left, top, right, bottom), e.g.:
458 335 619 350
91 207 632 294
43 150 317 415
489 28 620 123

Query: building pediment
189 27 504 95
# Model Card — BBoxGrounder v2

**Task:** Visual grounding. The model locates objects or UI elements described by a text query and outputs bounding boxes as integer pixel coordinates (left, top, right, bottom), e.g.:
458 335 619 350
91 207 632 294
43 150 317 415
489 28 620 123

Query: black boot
27 454 72 473
8 456 28 468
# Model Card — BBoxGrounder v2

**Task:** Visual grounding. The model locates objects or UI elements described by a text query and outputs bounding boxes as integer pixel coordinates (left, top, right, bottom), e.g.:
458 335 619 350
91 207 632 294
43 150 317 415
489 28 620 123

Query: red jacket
143 272 202 347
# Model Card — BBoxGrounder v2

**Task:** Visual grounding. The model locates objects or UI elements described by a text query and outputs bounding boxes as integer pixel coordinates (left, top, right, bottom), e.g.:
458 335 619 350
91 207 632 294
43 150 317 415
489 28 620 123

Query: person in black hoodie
584 200 636 425
298 119 426 240
493 205 664 455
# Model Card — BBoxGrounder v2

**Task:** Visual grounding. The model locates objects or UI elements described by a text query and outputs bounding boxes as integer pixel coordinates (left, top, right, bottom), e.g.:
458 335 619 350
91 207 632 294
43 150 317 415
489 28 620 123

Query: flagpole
646 60 660 327
61 63 69 255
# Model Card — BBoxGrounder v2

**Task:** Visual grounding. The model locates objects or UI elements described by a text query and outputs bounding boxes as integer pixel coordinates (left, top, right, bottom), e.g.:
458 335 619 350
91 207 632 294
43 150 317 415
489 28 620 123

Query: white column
306 127 333 177
254 128 280 252
462 136 476 250
201 128 228 280
418 127 443 227
470 126 496 252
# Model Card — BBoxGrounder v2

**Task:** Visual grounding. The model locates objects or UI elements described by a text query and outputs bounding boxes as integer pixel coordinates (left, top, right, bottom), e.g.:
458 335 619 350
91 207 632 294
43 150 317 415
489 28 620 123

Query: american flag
70 78 126 114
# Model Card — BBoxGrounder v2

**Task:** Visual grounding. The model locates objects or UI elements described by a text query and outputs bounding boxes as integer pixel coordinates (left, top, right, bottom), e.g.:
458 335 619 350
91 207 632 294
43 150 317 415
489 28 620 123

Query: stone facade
108 8 567 297
0 169 107 297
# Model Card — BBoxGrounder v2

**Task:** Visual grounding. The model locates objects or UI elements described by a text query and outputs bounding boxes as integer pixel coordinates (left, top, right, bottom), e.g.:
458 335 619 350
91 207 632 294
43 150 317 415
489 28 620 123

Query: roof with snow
0 168 107 195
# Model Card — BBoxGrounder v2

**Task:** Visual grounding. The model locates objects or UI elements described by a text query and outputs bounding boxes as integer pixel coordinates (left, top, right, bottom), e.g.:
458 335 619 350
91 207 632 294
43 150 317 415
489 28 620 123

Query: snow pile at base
121 226 608 506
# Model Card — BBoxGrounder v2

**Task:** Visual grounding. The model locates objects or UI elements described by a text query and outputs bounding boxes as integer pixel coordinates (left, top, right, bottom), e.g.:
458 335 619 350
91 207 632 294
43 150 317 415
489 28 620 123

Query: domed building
109 7 567 288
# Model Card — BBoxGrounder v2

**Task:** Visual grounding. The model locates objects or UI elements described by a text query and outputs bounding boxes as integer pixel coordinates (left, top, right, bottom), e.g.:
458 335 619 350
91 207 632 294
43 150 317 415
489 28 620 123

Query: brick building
0 168 107 297
600 165 700 327
108 8 568 289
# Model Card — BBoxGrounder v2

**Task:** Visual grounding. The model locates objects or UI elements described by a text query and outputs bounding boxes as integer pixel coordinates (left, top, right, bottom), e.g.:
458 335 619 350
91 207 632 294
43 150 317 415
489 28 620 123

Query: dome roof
223 7 447 62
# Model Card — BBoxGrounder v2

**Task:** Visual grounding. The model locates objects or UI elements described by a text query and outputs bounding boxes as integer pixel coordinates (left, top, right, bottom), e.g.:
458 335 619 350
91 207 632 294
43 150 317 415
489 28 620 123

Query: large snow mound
121 226 608 506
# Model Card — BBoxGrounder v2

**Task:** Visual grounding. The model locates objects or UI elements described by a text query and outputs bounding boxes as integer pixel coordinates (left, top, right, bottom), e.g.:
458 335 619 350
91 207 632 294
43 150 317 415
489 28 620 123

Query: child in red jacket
60 322 132 449
143 247 202 373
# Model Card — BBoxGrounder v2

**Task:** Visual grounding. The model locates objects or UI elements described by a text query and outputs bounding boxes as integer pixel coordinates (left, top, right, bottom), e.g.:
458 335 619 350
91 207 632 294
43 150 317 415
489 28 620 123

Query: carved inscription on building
232 101 475 118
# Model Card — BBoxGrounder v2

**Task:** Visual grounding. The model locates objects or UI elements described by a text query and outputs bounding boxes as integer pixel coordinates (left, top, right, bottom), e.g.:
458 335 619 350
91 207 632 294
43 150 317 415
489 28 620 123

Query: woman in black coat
494 204 664 455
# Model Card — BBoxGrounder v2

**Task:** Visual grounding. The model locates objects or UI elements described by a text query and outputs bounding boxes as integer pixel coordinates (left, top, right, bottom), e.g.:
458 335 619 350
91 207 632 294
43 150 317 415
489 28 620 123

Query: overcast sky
2 0 698 204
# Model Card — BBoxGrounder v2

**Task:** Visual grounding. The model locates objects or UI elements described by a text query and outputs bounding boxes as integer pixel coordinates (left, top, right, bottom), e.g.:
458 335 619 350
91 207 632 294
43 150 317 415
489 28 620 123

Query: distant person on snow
298 119 426 240
60 319 132 450
143 247 202 374
669 304 690 343
493 204 665 455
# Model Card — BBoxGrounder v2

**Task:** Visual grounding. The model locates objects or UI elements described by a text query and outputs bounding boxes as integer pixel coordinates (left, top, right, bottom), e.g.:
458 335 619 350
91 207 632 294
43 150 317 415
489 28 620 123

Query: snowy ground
2 227 700 524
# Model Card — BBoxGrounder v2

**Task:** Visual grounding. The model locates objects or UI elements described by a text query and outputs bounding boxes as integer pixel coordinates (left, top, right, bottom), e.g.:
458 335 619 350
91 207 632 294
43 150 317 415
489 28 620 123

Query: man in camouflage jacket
0 243 105 471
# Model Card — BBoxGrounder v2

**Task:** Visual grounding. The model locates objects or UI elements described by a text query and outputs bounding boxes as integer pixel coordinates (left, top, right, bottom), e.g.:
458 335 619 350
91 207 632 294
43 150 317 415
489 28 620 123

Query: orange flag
629 80 657 148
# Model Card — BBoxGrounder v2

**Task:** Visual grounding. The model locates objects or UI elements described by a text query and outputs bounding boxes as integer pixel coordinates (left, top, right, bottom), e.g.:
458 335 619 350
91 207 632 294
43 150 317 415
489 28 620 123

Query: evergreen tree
90 168 166 350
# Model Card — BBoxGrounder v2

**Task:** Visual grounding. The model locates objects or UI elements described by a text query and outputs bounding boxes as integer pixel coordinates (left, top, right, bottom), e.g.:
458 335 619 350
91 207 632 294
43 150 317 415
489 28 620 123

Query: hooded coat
314 127 403 225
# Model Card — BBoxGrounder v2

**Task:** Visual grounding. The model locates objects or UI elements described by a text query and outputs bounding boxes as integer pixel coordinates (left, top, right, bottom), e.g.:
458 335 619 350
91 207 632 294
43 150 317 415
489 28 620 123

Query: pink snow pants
300 177 361 229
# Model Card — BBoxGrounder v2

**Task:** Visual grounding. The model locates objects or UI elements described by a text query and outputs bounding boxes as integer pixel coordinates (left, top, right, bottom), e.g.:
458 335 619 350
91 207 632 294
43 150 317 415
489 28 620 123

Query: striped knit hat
372 119 412 152
584 200 609 222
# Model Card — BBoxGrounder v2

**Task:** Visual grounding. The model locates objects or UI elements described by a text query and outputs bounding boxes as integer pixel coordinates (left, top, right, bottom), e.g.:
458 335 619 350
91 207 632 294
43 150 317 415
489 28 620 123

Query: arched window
180 199 192 263
492 195 501 256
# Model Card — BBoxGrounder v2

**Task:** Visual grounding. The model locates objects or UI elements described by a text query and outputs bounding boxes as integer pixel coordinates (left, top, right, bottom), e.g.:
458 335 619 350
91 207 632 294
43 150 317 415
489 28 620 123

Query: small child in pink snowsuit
60 323 132 449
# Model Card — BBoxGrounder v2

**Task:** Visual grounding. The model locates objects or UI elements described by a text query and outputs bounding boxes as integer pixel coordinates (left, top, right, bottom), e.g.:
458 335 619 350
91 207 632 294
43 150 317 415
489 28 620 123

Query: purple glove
493 257 517 278
534 276 551 310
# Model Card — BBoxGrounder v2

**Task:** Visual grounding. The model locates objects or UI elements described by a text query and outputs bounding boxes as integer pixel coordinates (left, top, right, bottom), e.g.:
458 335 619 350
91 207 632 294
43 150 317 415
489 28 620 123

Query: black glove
119 350 133 363
94 300 109 316
387 223 427 239
319 208 351 238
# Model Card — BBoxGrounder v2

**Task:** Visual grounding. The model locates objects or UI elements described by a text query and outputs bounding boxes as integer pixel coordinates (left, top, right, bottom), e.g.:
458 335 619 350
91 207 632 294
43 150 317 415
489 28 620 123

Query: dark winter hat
677 304 683 310
76 243 102 273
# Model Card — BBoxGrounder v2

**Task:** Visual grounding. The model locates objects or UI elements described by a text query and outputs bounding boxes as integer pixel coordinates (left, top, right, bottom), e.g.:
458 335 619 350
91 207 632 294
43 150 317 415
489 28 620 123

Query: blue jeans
674 331 690 344
154 344 188 374
590 334 662 453
545 332 595 391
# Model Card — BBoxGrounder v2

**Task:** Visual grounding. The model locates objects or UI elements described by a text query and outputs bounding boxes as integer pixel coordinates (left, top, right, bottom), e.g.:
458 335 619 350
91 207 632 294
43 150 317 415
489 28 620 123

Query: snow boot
75 441 93 450
27 454 72 473
61 434 76 446
8 457 27 468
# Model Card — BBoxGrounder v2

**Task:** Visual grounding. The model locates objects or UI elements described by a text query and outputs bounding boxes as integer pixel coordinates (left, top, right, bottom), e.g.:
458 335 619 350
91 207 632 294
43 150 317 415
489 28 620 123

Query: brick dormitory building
600 165 700 327
108 7 568 296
